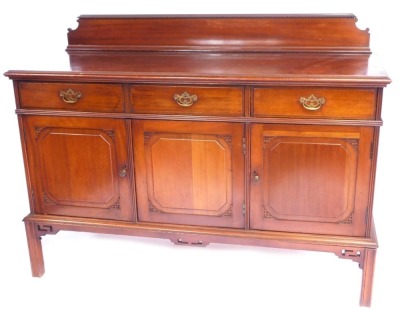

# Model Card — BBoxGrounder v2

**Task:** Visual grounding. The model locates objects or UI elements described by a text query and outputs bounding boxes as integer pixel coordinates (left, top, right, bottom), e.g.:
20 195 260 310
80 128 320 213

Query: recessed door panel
133 120 244 228
24 116 133 221
145 132 231 215
38 128 118 207
250 124 373 236
264 136 357 222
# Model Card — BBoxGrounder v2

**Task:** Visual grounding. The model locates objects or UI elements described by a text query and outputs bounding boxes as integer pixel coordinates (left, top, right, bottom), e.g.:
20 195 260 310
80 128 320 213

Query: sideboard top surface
5 14 390 86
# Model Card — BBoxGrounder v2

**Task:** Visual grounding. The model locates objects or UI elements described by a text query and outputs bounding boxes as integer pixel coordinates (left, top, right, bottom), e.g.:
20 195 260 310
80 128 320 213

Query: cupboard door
24 116 133 221
250 124 374 236
133 120 245 228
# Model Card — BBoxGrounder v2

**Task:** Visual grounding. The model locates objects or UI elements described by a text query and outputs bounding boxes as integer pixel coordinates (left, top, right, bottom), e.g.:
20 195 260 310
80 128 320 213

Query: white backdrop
1 1 399 312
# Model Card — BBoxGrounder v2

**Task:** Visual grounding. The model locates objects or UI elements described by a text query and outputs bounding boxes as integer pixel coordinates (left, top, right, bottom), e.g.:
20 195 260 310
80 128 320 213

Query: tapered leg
360 249 376 307
25 222 45 277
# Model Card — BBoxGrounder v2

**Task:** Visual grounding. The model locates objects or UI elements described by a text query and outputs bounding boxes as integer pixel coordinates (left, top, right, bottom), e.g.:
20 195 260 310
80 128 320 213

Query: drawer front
253 87 376 119
130 85 244 116
18 82 124 112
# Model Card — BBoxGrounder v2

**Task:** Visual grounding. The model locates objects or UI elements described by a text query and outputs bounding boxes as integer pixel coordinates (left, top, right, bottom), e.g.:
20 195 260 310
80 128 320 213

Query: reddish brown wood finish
23 116 134 220
7 53 390 86
4 15 390 307
253 87 376 119
24 222 45 277
130 85 243 116
250 124 373 236
133 120 245 228
67 15 370 53
18 82 124 112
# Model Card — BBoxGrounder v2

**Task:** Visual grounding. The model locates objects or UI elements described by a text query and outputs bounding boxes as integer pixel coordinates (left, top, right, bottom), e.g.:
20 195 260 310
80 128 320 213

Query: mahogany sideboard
5 15 390 306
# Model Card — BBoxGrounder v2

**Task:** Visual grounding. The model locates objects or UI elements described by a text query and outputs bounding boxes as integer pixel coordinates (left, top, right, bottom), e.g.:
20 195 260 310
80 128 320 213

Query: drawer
253 87 376 119
130 85 243 116
18 82 124 112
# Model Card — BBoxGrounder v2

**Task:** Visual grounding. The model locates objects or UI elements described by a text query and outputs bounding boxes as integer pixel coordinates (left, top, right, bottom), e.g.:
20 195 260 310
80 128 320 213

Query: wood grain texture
264 137 357 221
250 124 373 237
18 82 124 112
253 87 376 119
23 116 134 220
130 85 243 116
360 249 377 306
24 222 45 277
23 213 378 249
5 15 390 306
6 52 391 86
133 120 245 228
14 108 385 127
67 15 370 53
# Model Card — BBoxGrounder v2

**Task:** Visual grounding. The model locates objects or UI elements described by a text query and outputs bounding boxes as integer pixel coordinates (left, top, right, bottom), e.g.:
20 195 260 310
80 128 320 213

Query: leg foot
25 221 45 277
360 249 376 307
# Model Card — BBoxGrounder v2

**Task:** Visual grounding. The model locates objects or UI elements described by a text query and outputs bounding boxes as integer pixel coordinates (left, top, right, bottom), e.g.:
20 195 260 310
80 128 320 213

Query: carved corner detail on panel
43 192 56 205
263 206 274 219
35 127 46 140
103 129 115 141
217 135 232 149
339 213 354 224
149 201 161 213
108 197 121 210
222 205 233 217
344 138 359 151
144 132 153 145
263 136 276 149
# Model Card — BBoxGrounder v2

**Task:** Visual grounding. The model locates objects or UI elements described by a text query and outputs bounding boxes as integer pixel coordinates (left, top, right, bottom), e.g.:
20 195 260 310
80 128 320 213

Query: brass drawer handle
59 89 82 104
173 91 198 107
299 94 325 111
